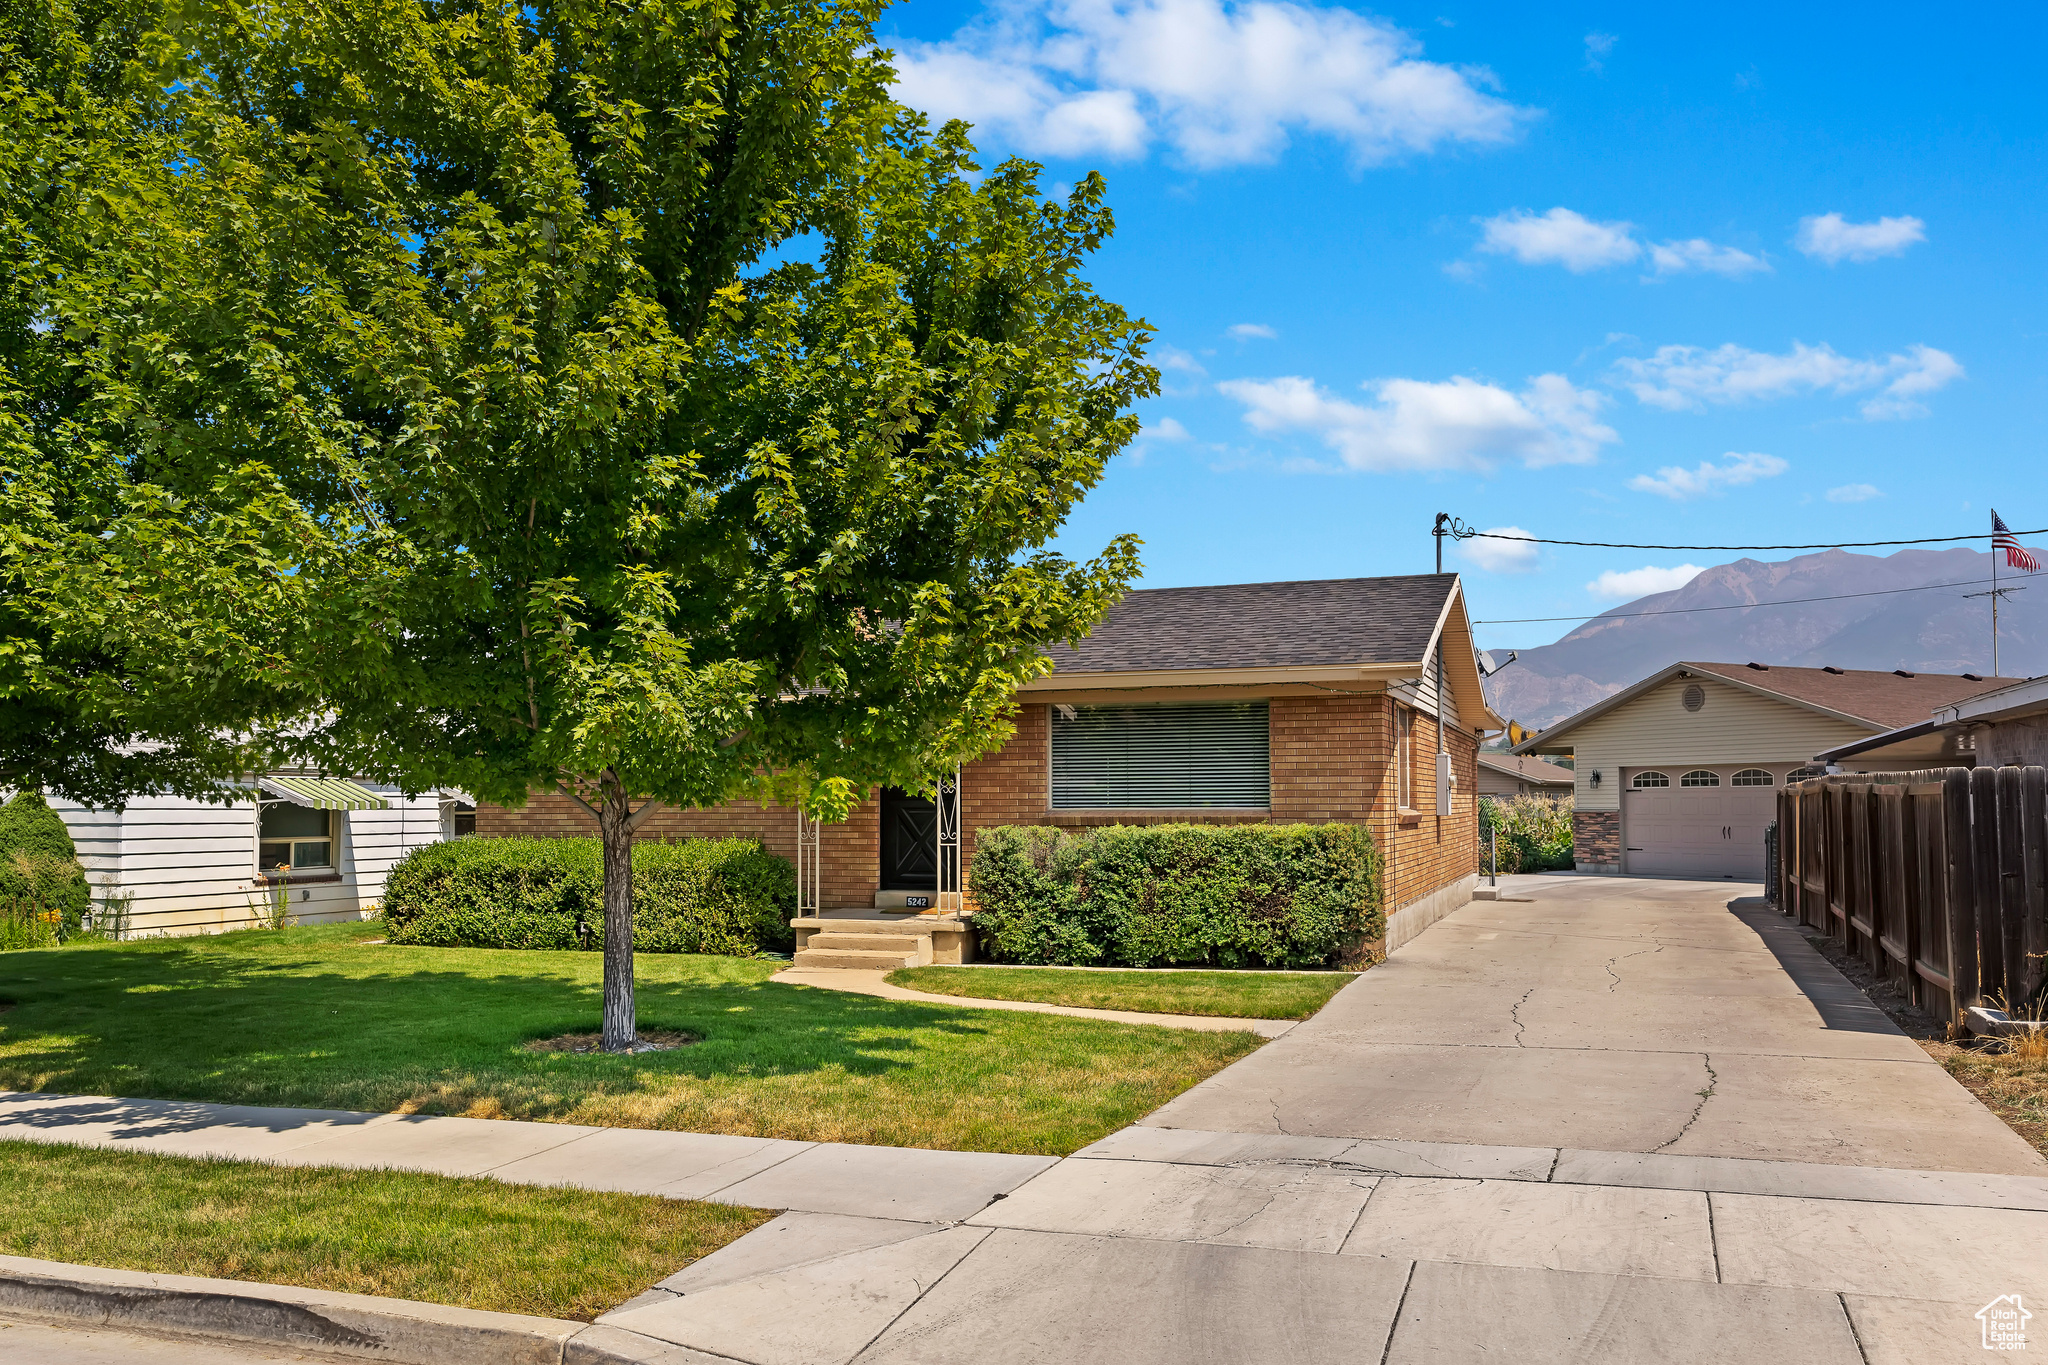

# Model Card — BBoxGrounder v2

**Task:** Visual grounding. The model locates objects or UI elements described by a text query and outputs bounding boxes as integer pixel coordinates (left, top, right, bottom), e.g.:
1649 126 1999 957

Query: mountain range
1481 547 2048 732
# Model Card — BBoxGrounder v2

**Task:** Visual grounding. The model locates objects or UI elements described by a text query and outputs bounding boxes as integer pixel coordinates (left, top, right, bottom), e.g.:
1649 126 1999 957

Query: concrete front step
809 933 925 955
793 949 920 970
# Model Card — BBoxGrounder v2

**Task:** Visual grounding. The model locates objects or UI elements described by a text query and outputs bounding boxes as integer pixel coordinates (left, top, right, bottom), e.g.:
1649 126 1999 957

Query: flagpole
1993 512 2001 677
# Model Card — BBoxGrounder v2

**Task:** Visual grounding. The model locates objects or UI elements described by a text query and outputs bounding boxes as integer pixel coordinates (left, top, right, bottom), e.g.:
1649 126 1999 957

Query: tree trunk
599 768 637 1052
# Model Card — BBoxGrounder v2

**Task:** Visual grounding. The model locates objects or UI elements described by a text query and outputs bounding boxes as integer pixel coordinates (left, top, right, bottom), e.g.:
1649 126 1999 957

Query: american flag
1994 511 2040 572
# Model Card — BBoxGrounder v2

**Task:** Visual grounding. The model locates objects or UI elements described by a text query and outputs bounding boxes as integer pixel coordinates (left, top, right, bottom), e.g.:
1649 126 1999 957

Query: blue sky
876 1 2048 649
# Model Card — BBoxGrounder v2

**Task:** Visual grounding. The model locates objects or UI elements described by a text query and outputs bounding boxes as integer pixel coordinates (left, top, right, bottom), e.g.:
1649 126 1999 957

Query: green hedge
968 823 1381 969
1480 794 1574 874
383 837 795 956
0 791 90 935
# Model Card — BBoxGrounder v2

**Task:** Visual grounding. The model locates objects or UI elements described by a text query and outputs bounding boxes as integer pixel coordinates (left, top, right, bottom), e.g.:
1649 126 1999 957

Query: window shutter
1051 702 1271 809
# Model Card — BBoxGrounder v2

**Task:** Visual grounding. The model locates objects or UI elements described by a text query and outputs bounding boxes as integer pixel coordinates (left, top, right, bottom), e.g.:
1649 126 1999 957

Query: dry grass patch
1798 927 2048 1162
0 1139 771 1320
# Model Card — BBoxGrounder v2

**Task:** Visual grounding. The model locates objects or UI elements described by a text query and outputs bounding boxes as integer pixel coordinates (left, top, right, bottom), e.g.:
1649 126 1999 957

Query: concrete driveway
594 877 2048 1364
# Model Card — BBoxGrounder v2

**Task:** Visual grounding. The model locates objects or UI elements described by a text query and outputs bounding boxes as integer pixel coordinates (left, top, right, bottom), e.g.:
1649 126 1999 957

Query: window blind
1050 702 1271 809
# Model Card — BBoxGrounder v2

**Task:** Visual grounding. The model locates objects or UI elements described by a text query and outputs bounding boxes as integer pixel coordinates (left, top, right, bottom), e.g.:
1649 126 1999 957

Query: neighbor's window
1050 702 1270 810
1396 706 1416 808
1680 770 1722 787
1632 771 1670 788
453 801 477 837
259 803 333 877
1732 769 1774 787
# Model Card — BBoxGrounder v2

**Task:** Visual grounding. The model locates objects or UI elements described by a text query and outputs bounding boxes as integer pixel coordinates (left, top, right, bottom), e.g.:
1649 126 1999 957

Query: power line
1444 517 2047 553
1473 575 2015 626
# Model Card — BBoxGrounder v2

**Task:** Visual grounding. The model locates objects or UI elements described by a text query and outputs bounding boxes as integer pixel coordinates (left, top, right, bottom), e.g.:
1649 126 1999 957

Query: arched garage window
1680 770 1721 787
1631 771 1670 788
1732 769 1774 786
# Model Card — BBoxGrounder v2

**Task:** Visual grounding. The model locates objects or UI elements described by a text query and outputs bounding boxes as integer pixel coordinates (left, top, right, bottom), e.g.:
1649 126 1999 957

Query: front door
879 787 937 890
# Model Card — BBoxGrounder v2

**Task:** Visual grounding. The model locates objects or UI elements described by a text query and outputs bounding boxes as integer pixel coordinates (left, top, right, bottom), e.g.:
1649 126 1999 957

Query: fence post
1998 767 2027 1010
1973 767 2006 1007
2025 767 2048 1008
1946 768 1981 1021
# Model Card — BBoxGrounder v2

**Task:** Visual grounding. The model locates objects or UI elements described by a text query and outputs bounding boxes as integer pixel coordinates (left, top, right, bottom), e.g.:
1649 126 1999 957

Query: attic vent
1963 673 1983 682
1893 669 1916 678
1822 666 1844 675
1681 684 1706 713
1746 662 1769 671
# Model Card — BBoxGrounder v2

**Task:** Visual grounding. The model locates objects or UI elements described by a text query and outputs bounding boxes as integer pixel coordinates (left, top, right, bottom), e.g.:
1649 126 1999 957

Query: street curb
0 1254 668 1363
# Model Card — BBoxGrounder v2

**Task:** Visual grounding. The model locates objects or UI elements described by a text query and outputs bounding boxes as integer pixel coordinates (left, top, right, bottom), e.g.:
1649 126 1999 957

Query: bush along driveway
0 922 1259 1156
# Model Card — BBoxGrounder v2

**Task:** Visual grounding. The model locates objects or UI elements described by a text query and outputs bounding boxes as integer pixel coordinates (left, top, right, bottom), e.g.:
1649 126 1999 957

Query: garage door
1622 767 1779 879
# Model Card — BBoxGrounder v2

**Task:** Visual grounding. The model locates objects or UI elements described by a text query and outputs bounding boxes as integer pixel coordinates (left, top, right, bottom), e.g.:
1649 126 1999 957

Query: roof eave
1514 661 1889 753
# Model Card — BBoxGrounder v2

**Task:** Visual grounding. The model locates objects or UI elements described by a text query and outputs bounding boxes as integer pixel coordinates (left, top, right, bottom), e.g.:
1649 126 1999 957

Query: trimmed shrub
1481 794 1574 874
383 837 795 956
0 791 90 935
969 823 1381 969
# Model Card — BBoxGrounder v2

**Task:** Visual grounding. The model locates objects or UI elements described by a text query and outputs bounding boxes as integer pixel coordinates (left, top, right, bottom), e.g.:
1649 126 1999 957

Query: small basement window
259 803 334 878
1051 701 1270 810
1631 771 1670 788
1680 770 1722 787
1732 769 1774 786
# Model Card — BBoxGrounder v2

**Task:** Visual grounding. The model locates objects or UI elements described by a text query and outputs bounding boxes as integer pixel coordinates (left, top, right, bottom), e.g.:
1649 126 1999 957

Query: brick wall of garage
476 692 1479 914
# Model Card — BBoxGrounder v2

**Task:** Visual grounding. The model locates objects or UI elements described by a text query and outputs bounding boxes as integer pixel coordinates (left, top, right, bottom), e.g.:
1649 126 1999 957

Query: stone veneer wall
477 693 1482 916
1573 810 1621 873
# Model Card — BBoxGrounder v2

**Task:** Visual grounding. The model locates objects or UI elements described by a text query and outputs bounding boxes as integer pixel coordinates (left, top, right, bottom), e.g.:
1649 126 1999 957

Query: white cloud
1583 32 1617 72
1627 451 1788 500
1611 341 1963 419
1148 416 1191 440
1587 564 1706 600
1647 238 1770 278
1826 483 1882 503
1458 526 1540 573
1796 212 1926 265
1216 371 1617 472
1152 344 1207 374
890 0 1533 169
1477 207 1639 272
1226 322 1278 340
1478 208 1763 280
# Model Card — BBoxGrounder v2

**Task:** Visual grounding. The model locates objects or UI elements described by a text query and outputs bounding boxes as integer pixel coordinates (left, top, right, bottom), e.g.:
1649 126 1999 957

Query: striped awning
256 775 390 811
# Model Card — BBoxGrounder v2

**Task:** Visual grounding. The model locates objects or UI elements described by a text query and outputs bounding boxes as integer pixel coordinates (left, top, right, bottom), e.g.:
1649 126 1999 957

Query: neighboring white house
48 775 469 938
1475 751 1575 799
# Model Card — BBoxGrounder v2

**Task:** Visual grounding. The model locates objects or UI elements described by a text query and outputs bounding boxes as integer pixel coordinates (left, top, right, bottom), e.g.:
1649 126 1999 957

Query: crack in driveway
1654 1052 1718 1152
1509 987 1535 1047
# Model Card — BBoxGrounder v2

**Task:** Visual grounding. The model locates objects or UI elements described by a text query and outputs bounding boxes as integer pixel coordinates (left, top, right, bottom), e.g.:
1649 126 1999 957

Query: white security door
1622 767 1778 879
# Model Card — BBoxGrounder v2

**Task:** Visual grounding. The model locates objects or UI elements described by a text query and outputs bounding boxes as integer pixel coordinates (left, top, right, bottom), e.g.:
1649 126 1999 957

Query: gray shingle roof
1043 574 1458 674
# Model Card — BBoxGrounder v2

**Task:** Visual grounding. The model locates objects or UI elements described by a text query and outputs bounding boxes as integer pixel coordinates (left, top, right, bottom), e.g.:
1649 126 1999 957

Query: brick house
480 573 1503 951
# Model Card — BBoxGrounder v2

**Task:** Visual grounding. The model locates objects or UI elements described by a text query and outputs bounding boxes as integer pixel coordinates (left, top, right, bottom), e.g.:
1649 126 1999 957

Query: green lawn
0 922 1261 1155
888 965 1359 1020
0 1138 770 1320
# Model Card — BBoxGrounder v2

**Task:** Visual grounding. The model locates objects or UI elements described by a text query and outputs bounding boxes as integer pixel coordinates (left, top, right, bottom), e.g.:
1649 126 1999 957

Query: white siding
1560 672 1871 813
1390 668 1462 730
48 785 452 938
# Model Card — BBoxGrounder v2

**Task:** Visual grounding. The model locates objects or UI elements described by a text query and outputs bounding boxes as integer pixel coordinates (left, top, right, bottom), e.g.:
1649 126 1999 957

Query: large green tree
1 0 381 806
5 0 1154 1050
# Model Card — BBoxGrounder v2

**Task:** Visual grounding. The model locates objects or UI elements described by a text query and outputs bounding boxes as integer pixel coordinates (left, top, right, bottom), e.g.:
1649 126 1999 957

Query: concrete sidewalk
586 877 2048 1363
0 1092 1052 1224
771 966 1298 1037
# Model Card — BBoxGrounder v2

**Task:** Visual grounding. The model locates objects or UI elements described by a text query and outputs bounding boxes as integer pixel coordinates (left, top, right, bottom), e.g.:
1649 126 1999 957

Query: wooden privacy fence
1778 766 2048 1027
